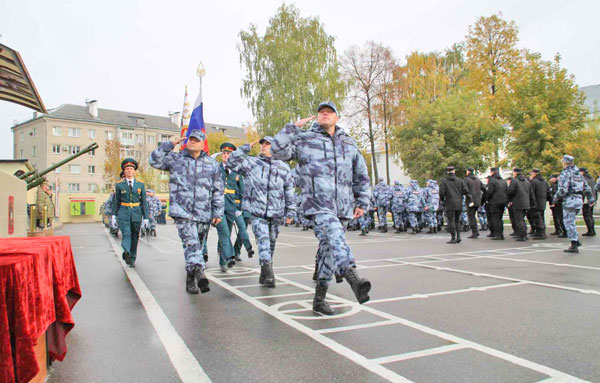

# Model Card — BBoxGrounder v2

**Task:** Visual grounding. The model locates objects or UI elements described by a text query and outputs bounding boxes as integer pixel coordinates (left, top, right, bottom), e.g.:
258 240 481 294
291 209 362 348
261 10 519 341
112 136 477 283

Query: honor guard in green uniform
111 158 149 267
220 142 255 262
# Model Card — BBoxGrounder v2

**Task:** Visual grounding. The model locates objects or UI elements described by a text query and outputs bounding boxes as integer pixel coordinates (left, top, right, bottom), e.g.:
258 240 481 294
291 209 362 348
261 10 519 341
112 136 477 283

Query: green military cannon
17 142 99 190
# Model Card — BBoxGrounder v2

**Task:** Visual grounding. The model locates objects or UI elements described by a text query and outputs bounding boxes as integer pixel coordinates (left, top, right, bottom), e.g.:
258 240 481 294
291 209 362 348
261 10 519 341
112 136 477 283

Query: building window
68 183 80 192
69 164 80 174
70 146 81 155
19 132 24 142
88 149 96 156
52 144 60 154
148 135 155 144
32 128 37 138
88 183 97 193
52 126 61 136
375 154 381 164
88 165 95 174
106 131 113 140
121 131 133 140
136 134 143 143
159 134 171 142
32 146 36 157
19 149 24 158
54 164 60 174
135 150 141 158
88 129 96 139
68 128 81 137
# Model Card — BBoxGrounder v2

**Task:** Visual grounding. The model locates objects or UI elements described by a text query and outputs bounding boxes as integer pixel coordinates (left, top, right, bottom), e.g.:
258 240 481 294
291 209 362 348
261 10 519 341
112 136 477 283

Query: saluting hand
170 136 186 147
249 139 261 147
294 116 315 127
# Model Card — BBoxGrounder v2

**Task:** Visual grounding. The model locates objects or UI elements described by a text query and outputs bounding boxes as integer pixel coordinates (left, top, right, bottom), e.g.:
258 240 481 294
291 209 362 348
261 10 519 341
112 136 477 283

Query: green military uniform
112 158 149 267
36 184 55 228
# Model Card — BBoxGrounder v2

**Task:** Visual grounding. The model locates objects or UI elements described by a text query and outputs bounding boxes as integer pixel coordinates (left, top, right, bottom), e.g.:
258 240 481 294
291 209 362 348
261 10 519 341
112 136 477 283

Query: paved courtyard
48 222 600 383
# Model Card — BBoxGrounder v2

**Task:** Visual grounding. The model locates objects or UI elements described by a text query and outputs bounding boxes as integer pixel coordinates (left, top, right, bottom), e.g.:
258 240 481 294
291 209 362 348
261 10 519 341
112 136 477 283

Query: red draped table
0 236 81 383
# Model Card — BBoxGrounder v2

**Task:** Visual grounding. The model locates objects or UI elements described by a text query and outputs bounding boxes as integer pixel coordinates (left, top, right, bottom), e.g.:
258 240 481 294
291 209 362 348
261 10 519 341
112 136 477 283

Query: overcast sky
1 0 598 158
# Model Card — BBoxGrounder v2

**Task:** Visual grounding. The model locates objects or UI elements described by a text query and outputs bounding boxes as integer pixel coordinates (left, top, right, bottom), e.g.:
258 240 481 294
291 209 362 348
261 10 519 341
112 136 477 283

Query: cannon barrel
23 142 99 190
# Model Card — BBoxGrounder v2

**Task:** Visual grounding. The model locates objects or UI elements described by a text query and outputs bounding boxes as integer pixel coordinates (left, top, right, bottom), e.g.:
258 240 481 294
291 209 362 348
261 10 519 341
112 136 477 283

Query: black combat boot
447 233 457 244
193 265 210 293
336 274 344 283
359 228 367 236
427 228 434 234
264 263 275 287
564 241 579 253
234 254 242 262
186 269 199 294
468 232 479 239
558 232 567 238
382 226 388 233
247 248 255 258
395 227 401 234
260 263 269 284
456 230 462 243
312 261 319 281
410 227 417 234
344 268 371 304
313 281 335 315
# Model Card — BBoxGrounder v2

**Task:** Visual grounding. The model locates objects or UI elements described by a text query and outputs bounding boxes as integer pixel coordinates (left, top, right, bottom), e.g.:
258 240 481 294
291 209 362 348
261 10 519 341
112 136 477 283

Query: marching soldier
219 142 255 262
111 158 149 268
272 101 372 315
149 130 223 294
553 155 594 253
228 136 295 287
507 168 536 242
549 174 566 237
579 167 596 236
373 177 393 232
439 166 471 244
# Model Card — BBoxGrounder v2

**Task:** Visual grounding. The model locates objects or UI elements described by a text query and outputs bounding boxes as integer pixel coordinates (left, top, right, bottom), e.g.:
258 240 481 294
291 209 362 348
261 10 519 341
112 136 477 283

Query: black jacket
507 174 536 210
439 174 471 211
583 172 596 205
465 173 486 207
486 174 507 205
530 175 549 211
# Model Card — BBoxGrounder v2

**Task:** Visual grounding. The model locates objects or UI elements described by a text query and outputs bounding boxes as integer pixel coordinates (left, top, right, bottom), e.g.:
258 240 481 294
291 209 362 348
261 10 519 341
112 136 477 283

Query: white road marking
105 229 212 383
254 291 313 299
371 344 468 364
365 282 528 305
207 273 413 383
316 320 398 334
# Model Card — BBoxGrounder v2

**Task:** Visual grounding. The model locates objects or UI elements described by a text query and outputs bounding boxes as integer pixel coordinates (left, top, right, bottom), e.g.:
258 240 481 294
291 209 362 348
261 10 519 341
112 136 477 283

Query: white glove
468 202 475 207
111 215 117 227
235 210 242 217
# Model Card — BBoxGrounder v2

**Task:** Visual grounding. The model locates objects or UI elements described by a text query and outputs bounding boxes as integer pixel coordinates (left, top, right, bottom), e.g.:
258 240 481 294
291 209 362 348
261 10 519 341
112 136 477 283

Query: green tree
392 91 502 182
238 4 346 136
103 138 123 192
503 53 588 175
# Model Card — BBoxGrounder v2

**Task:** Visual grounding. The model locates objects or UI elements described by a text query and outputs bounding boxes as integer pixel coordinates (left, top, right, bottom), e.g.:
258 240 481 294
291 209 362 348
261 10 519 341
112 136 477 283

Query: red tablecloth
0 236 81 383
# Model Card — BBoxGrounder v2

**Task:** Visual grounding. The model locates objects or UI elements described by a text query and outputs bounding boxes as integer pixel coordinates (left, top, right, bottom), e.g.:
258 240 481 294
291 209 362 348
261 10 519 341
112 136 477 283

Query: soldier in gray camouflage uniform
228 136 295 287
423 180 440 233
373 177 393 232
149 130 223 294
271 101 372 315
391 181 406 233
552 155 595 253
405 180 425 234
144 189 161 236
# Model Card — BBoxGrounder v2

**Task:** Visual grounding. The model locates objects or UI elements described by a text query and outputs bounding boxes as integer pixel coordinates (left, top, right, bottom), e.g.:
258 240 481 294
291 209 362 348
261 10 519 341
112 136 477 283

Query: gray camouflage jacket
373 182 393 208
227 144 295 219
148 142 224 222
271 122 371 219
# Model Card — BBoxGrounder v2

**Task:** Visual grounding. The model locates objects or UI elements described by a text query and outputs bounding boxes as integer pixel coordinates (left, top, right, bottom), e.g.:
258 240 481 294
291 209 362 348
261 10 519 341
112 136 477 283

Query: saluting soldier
111 158 149 268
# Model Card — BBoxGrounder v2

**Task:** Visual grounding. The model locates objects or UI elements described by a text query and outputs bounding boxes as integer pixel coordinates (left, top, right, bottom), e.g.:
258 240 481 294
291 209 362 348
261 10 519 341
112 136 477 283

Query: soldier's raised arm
227 142 257 175
271 116 312 161
149 136 185 170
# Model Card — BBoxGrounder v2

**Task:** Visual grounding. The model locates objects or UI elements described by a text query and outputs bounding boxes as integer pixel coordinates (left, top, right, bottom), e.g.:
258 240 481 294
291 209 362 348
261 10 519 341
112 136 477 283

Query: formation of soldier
100 98 595 314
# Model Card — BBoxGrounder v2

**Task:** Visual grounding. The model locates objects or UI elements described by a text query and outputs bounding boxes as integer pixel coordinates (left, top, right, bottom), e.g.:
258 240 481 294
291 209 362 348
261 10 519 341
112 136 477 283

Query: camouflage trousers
377 206 389 228
424 210 437 228
148 215 157 229
313 213 356 283
174 218 210 272
358 214 370 230
407 212 419 228
563 208 579 241
478 211 488 226
251 217 280 265
392 211 405 229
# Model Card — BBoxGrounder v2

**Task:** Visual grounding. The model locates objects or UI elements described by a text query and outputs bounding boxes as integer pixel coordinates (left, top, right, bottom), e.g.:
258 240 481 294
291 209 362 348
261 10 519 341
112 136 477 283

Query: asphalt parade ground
48 222 600 383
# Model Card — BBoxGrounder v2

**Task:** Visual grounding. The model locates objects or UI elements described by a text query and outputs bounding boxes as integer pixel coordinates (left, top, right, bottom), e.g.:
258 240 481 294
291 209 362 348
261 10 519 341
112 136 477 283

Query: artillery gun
17 142 99 190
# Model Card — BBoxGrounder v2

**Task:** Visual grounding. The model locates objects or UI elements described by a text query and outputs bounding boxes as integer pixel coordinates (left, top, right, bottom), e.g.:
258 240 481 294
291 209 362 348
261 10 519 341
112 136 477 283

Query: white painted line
365 282 528 305
207 274 413 383
254 291 313 300
488 256 600 271
372 344 467 364
234 282 290 288
105 229 212 383
268 274 588 382
316 320 398 334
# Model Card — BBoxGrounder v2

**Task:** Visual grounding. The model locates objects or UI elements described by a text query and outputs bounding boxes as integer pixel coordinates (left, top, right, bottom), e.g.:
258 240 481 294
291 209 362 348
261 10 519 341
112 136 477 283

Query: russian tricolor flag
182 76 209 153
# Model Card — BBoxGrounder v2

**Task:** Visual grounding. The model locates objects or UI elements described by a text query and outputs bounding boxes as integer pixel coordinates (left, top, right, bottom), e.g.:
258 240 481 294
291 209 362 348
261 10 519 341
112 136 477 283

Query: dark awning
0 43 46 113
